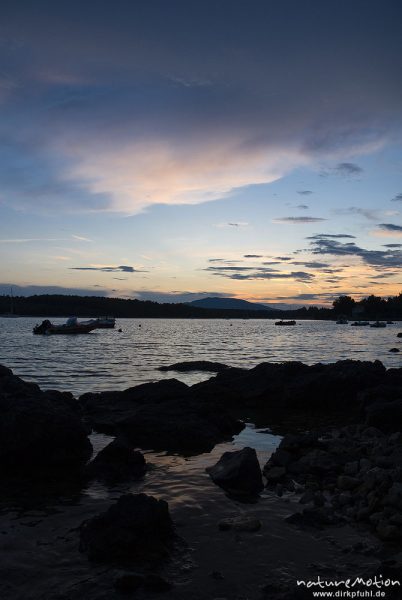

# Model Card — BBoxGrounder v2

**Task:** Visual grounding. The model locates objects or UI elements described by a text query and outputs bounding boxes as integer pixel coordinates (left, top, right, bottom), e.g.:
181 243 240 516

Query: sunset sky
1 0 402 305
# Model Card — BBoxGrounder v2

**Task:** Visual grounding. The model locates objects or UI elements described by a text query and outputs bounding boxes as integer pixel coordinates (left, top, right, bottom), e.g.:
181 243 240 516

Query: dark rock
0 364 13 378
0 380 92 474
389 348 400 353
218 516 261 532
365 400 402 432
158 361 231 373
143 574 173 592
113 571 145 592
79 493 174 564
118 401 243 454
85 438 146 482
265 466 286 482
80 378 243 454
337 475 361 490
206 447 264 496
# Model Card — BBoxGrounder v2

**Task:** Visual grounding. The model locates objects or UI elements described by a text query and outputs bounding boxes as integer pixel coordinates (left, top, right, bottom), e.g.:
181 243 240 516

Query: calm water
0 317 401 396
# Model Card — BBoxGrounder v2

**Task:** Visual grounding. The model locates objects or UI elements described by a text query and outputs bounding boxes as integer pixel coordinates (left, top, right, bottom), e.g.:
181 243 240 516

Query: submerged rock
206 447 264 496
79 493 174 564
158 360 231 373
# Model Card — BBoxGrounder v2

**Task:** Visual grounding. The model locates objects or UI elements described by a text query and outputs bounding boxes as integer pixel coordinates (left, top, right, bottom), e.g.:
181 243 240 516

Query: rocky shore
1 359 401 599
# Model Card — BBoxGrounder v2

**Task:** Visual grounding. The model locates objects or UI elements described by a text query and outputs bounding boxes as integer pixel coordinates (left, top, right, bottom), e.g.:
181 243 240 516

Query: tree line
0 292 401 320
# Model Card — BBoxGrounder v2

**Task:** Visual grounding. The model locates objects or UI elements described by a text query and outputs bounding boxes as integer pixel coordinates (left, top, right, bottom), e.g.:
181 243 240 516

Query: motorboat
351 321 369 326
275 320 296 326
33 317 98 335
370 321 386 328
81 317 116 329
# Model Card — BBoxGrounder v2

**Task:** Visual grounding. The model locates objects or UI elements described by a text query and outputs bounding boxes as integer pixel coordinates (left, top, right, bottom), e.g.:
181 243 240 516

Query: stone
218 516 262 532
85 438 146 482
337 475 361 490
113 571 145 592
0 381 92 474
79 493 174 564
206 447 264 496
265 466 286 482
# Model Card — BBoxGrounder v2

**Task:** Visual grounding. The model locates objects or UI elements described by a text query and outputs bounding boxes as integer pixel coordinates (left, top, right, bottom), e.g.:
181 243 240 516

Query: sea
0 317 400 396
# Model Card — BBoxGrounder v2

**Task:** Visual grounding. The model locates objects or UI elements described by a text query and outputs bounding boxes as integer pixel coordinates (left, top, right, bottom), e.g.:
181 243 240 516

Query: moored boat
370 321 386 328
33 317 98 335
351 321 369 326
275 320 296 326
81 316 116 329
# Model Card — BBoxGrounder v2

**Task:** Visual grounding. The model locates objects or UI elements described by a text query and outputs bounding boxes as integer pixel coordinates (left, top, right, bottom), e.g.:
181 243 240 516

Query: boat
81 317 116 329
370 321 386 328
275 320 296 326
351 321 369 326
33 317 98 335
387 321 394 325
336 318 348 324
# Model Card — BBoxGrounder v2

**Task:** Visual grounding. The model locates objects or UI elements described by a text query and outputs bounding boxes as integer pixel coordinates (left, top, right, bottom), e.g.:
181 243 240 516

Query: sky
0 0 402 306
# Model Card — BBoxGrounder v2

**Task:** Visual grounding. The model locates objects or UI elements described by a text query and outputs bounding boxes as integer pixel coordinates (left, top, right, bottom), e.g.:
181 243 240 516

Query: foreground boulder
206 447 264 496
0 366 92 474
79 493 174 564
85 438 146 483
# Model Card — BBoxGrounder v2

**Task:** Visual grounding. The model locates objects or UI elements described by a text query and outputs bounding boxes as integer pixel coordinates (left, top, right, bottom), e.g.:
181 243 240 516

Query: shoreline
0 359 401 599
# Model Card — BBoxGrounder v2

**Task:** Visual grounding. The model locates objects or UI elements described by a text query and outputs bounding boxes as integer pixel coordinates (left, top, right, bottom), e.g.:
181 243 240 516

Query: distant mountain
187 297 277 311
261 302 305 311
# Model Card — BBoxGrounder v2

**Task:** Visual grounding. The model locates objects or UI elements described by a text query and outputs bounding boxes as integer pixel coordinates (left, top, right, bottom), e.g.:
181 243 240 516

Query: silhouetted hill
187 296 275 311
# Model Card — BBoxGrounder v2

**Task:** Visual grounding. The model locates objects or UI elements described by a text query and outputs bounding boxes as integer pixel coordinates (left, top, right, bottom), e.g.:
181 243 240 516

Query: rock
289 449 341 475
0 378 92 474
384 482 402 511
337 475 361 490
270 448 292 467
118 400 243 454
113 571 145 592
80 378 243 454
79 493 174 564
265 466 286 482
389 348 400 353
365 400 402 432
85 438 146 482
376 520 401 540
206 447 264 496
143 574 173 592
218 516 261 532
344 461 359 476
0 365 13 378
158 361 230 373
